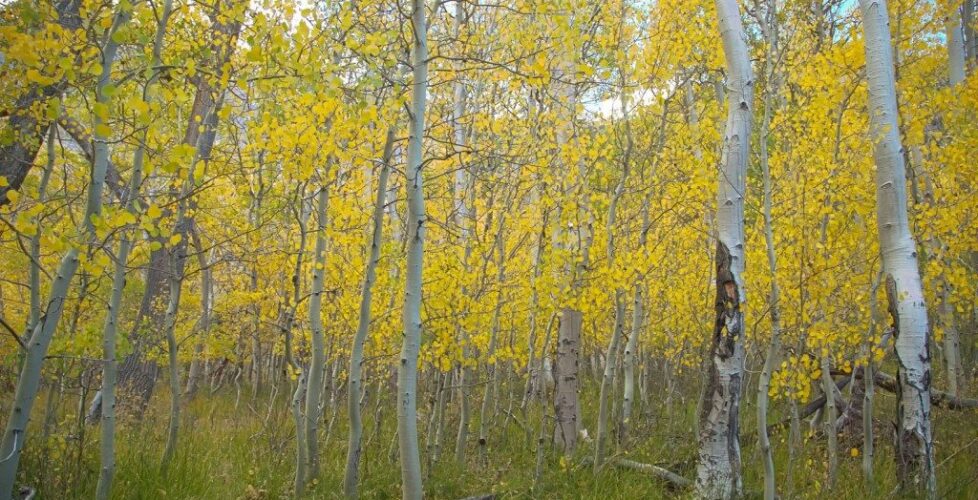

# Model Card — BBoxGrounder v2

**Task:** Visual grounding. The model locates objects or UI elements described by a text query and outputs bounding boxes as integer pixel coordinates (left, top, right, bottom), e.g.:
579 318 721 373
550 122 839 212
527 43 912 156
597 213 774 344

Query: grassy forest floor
14 371 978 499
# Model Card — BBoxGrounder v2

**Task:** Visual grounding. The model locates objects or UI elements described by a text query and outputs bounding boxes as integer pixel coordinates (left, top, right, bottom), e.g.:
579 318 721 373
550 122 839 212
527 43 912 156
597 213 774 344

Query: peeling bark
860 1 936 495
697 1 752 497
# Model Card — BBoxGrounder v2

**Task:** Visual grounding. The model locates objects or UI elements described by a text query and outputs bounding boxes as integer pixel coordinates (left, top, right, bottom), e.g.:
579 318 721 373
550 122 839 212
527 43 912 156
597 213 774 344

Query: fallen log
611 458 692 488
870 371 977 410
584 456 691 488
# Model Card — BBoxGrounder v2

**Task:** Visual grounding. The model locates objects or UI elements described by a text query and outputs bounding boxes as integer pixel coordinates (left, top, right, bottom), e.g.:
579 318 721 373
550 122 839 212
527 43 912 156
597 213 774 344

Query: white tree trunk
596 87 633 467
305 185 330 483
399 0 428 496
859 1 936 496
478 217 506 465
755 4 782 495
941 2 966 398
0 6 128 496
948 4 966 86
553 309 581 455
964 0 976 67
696 1 752 498
451 4 476 464
344 126 394 498
96 4 172 497
621 284 641 443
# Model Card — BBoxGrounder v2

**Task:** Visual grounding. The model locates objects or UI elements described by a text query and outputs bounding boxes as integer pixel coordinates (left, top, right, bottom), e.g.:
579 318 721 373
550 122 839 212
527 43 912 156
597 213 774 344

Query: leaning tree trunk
0 6 128 497
859 0 937 496
116 0 243 416
0 1 81 205
399 0 428 497
161 94 221 467
344 126 394 498
96 2 173 496
696 1 752 498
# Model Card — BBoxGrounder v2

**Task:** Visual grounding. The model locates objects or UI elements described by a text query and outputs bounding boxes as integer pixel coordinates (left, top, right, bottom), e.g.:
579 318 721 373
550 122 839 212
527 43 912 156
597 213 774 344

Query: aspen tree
399 0 429 496
755 2 783 498
859 1 936 495
696 0 752 497
96 1 173 496
0 4 131 495
345 126 395 498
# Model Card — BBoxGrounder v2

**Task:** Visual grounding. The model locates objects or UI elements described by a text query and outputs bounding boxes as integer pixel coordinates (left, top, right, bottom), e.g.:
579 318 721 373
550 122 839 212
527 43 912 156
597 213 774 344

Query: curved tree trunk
344 126 394 498
0 5 129 496
96 3 173 496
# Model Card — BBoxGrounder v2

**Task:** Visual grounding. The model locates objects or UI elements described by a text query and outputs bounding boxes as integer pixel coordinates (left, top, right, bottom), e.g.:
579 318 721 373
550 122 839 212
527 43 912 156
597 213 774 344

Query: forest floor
15 374 978 499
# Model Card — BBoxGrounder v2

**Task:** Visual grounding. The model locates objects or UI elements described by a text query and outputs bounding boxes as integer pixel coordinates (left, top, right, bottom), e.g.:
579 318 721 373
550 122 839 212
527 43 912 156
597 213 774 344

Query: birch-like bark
27 125 56 337
96 3 172 496
859 1 936 495
964 0 976 67
478 216 506 466
696 1 752 498
621 284 641 444
862 271 883 487
399 0 428 496
183 228 213 400
292 369 309 496
624 99 667 442
0 6 127 495
820 354 838 487
948 4 966 86
756 4 783 496
344 126 394 498
595 85 633 467
553 309 581 455
305 184 330 483
940 3 966 397
450 3 476 464
161 94 221 467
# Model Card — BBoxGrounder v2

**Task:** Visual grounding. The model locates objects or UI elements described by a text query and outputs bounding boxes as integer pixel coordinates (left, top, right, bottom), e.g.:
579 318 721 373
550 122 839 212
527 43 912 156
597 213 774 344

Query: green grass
14 373 978 499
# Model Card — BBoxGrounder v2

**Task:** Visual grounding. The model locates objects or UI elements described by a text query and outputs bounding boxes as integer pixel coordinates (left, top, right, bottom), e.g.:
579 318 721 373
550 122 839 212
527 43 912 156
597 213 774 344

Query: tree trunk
553 309 581 455
96 3 173 495
304 185 330 484
344 126 394 498
399 0 428 497
0 5 125 495
620 284 641 446
478 217 506 466
0 1 81 205
859 1 937 496
948 4 966 86
116 0 243 416
964 0 976 67
696 1 752 498
756 3 783 495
